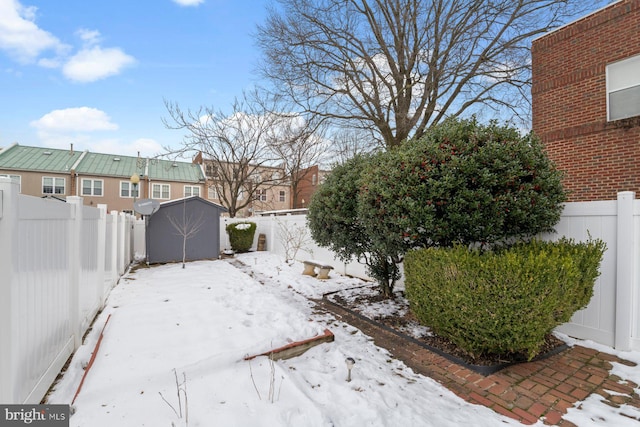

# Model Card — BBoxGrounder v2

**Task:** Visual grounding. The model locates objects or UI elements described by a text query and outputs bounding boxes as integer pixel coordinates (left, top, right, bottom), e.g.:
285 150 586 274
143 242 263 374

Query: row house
0 143 207 213
0 143 320 217
532 0 640 201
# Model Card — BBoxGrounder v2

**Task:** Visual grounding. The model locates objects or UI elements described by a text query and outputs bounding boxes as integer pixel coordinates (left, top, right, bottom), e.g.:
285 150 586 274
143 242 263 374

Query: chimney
70 143 74 155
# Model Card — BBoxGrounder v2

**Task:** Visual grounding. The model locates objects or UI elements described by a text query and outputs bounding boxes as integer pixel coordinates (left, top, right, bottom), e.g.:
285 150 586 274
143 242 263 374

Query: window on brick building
606 54 640 121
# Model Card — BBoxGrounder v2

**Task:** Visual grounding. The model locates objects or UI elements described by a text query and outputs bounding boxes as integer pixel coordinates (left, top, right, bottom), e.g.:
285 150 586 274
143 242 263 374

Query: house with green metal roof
0 143 207 213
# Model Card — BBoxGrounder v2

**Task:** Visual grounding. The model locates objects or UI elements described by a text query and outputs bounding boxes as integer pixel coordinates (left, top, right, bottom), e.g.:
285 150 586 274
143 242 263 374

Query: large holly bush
358 118 567 254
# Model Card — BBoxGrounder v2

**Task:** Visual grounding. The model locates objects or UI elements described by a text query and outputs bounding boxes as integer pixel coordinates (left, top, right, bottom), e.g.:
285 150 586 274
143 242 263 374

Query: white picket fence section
224 192 640 352
0 178 138 404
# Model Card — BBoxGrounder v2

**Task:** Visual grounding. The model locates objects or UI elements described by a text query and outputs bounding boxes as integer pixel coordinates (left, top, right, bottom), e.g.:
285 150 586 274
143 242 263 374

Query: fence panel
0 178 137 404
223 193 640 350
541 200 619 347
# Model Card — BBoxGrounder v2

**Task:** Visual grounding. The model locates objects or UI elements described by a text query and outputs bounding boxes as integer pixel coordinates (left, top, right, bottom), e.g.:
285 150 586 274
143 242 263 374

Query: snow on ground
47 253 639 426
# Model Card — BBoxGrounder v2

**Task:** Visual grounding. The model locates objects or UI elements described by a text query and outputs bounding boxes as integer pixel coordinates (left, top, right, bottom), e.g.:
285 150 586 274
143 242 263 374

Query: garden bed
323 286 568 375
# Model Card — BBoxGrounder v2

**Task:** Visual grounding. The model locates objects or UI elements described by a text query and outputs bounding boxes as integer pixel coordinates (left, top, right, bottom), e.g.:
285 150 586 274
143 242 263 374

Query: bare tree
166 199 206 268
328 127 381 166
266 113 327 209
257 0 610 148
163 91 284 217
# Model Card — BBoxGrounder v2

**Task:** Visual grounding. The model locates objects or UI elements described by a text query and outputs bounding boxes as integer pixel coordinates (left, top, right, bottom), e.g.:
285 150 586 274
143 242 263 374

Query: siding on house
531 0 640 201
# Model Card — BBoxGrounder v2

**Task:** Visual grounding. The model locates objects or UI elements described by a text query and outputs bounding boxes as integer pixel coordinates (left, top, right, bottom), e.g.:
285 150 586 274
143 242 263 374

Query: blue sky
0 0 270 157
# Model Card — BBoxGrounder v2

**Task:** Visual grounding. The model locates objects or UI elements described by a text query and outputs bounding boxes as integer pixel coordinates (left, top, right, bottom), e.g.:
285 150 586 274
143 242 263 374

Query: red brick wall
532 0 640 201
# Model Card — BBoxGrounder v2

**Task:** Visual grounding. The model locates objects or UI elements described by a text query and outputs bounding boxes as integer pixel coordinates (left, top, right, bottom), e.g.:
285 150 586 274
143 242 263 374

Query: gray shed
146 196 227 264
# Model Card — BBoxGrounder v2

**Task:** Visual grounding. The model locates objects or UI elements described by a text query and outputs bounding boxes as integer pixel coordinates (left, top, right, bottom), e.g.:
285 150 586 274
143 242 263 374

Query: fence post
615 191 635 350
110 211 119 286
67 196 83 349
118 212 126 274
0 178 19 403
97 204 107 305
269 214 276 253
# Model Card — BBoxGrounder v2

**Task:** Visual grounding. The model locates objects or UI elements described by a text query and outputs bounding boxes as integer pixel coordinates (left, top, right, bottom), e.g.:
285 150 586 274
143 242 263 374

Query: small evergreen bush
404 238 606 360
226 221 257 253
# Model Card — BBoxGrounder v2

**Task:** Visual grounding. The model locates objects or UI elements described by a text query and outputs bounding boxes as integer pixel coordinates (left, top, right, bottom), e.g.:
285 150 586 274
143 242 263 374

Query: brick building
532 0 640 201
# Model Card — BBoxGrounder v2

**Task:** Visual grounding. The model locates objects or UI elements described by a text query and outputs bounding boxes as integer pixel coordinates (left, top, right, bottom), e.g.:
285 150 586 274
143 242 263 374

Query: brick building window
254 189 267 201
607 54 640 121
279 190 286 202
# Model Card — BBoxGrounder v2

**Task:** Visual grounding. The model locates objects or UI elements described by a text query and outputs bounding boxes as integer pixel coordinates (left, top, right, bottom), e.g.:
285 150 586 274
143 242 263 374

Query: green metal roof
0 144 82 173
147 158 204 182
0 144 205 183
75 152 146 178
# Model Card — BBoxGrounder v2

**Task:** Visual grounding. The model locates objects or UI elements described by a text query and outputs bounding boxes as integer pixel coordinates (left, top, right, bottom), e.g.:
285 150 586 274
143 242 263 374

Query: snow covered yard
47 253 640 426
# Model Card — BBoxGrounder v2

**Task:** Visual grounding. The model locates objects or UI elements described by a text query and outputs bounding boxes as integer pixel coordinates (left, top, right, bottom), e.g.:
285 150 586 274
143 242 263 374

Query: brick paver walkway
314 298 640 426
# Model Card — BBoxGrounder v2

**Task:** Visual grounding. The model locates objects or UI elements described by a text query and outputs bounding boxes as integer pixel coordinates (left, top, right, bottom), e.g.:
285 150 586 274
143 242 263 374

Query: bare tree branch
257 0 610 147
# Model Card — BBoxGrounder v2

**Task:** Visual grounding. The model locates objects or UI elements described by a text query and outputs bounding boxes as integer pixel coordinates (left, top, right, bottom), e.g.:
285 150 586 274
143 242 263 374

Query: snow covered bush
226 221 257 253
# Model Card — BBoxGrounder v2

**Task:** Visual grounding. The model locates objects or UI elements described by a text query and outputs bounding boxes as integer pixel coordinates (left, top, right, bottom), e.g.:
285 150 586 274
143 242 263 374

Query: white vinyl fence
541 191 640 351
224 192 640 352
2 180 638 404
0 178 138 404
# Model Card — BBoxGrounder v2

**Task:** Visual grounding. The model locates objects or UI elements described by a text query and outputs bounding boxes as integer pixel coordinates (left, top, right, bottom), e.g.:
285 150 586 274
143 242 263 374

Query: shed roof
159 195 228 211
0 144 82 173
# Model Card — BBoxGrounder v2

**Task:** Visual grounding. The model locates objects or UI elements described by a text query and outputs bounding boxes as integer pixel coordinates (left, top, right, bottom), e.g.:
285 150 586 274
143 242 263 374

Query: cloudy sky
0 0 268 157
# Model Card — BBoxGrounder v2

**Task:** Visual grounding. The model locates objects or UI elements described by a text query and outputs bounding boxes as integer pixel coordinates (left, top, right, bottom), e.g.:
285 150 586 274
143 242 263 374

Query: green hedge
226 222 257 253
404 238 606 360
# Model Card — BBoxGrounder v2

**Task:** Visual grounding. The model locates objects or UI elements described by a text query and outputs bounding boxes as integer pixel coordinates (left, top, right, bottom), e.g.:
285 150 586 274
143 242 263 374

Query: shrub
404 238 606 360
358 117 567 253
307 154 401 297
226 221 257 253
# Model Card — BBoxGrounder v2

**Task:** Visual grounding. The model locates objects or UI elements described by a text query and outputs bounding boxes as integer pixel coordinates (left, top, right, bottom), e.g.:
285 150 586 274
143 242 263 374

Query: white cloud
76 28 101 46
0 0 68 63
62 46 136 83
29 107 164 157
172 0 204 6
89 138 163 157
30 107 118 132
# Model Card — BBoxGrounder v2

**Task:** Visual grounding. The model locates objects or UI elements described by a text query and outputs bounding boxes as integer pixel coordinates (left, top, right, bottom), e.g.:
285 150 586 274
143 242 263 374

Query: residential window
208 185 218 200
279 190 286 202
152 183 170 199
184 185 200 197
120 181 139 198
42 177 65 195
607 54 640 121
255 189 267 201
82 179 103 196
0 174 21 192
205 164 218 177
312 174 317 186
